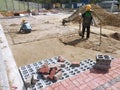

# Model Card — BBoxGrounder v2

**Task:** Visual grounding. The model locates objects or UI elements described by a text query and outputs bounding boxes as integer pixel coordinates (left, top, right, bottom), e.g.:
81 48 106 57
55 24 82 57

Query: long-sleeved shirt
82 11 93 27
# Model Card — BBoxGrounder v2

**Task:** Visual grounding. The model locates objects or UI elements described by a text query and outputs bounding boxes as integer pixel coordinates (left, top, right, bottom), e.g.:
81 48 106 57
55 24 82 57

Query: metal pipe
99 22 102 46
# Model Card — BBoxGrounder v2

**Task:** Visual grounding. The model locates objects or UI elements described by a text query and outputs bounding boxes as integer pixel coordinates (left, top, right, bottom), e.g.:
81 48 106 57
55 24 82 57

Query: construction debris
37 62 63 82
25 74 39 88
57 56 65 62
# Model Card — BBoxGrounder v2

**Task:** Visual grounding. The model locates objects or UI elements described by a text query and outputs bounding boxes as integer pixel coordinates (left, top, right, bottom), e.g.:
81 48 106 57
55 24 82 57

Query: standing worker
19 19 32 34
81 4 93 39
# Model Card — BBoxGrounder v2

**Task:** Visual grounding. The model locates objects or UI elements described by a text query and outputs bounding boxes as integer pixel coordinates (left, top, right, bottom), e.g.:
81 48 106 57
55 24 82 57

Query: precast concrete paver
43 58 120 90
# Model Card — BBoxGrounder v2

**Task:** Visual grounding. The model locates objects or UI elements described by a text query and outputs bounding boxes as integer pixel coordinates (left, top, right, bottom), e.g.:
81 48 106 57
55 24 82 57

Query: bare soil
0 11 120 67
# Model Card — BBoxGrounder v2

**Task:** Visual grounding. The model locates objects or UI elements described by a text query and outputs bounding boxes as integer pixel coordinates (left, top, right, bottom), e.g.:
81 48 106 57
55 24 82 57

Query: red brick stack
37 56 65 82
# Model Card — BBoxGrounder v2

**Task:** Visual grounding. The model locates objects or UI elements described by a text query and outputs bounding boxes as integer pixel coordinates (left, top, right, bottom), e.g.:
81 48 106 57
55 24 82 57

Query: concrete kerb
0 48 9 90
0 24 24 90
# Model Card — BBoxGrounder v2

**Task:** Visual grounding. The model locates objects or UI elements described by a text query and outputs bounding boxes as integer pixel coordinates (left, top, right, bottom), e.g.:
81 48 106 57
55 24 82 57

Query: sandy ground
0 11 120 67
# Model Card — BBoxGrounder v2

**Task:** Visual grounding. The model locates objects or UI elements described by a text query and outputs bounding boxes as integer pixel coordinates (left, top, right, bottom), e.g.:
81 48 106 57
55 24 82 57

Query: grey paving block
19 56 96 90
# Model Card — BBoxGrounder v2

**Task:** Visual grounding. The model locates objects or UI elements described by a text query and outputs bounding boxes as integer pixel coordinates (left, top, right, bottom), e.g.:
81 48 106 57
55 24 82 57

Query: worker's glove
79 13 82 16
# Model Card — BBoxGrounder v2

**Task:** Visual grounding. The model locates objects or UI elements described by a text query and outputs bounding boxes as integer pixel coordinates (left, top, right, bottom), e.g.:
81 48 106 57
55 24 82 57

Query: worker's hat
85 4 92 11
22 18 26 22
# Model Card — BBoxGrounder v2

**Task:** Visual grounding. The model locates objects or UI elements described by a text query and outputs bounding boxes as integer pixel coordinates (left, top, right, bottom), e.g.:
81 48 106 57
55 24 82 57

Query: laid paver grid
19 56 96 90
41 58 120 90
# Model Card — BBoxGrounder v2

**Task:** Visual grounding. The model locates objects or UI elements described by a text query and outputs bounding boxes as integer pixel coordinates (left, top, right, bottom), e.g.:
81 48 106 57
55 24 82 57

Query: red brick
57 85 66 90
70 62 80 67
104 74 113 80
41 86 53 90
61 80 69 87
106 86 119 90
111 73 119 78
77 75 84 80
89 73 99 78
66 85 78 90
69 75 78 81
51 82 61 88
54 86 60 90
84 76 93 83
114 69 120 75
100 76 110 82
76 79 85 85
113 58 120 64
106 87 112 90
72 80 80 87
112 58 120 64
38 65 50 74
110 66 117 71
108 71 115 78
64 78 73 85
78 84 92 90
48 68 56 79
79 73 88 80
58 56 65 62
87 80 99 89
113 82 120 89
98 79 106 85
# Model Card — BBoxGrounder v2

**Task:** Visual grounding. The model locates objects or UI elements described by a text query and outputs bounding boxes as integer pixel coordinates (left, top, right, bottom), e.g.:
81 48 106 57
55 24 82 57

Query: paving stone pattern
41 58 120 90
19 56 96 90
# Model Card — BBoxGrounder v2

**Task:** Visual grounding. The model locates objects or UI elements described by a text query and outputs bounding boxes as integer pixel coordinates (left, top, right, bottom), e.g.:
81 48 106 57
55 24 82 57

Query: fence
0 0 42 12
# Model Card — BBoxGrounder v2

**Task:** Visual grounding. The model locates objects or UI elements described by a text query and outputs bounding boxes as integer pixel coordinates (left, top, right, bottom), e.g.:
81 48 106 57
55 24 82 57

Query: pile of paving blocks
19 56 95 90
37 56 65 82
93 55 112 71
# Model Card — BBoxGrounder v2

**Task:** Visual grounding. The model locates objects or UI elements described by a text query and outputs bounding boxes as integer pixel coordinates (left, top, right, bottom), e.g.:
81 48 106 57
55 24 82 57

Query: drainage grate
19 56 96 90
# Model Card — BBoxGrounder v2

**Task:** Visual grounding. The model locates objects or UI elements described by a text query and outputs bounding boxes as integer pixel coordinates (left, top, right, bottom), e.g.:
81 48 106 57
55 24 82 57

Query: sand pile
91 4 120 27
70 4 120 27
110 32 120 41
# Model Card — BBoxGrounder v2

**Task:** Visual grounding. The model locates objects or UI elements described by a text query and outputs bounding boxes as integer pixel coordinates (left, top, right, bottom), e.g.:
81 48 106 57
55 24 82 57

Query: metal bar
99 22 102 45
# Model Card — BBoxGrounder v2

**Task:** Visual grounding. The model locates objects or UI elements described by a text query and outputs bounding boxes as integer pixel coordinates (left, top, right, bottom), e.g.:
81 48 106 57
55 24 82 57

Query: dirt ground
0 10 120 67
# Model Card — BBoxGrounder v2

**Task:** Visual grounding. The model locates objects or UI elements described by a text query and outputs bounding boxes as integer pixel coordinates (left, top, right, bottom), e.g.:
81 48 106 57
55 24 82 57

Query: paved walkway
41 58 120 90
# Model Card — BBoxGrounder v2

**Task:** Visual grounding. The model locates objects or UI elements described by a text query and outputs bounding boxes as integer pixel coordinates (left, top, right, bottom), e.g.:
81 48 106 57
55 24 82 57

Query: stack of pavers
94 55 112 71
19 56 95 90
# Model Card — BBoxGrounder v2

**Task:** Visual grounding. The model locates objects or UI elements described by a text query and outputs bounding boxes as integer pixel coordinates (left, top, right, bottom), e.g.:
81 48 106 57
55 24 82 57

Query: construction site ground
0 9 120 68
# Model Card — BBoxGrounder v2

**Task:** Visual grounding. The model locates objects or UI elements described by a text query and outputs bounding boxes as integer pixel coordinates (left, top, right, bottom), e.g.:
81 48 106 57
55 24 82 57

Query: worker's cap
85 4 92 11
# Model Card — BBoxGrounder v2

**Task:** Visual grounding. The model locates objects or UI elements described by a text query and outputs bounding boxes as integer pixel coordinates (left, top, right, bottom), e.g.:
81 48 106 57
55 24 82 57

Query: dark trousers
82 26 90 38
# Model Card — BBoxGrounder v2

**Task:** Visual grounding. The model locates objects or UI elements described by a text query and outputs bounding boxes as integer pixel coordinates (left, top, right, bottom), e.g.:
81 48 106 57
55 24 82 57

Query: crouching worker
19 19 32 34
